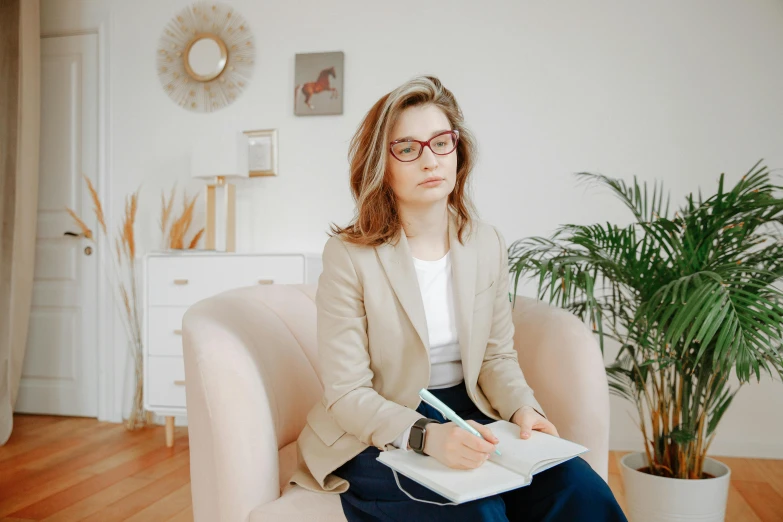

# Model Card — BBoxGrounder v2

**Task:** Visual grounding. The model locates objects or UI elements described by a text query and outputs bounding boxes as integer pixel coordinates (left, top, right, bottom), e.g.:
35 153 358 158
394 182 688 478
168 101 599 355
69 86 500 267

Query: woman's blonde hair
330 75 477 246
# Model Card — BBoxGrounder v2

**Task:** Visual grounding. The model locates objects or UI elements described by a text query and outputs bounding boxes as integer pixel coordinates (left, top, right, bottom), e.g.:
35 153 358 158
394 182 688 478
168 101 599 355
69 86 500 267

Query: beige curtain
0 0 41 445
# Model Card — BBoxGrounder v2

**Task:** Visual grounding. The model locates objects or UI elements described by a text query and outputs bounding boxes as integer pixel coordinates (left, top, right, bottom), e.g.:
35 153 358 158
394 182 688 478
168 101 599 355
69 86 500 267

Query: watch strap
409 418 439 455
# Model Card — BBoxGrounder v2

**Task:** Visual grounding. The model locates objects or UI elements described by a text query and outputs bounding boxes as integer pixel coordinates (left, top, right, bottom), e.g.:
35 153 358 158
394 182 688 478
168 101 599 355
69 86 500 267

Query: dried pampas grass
65 208 93 240
84 174 107 235
160 188 203 251
159 184 176 239
67 177 204 431
188 228 205 249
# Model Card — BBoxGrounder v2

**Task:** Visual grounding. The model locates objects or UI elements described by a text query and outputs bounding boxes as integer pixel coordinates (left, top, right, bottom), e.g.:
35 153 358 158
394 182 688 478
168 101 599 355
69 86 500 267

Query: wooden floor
0 415 191 521
2 415 782 521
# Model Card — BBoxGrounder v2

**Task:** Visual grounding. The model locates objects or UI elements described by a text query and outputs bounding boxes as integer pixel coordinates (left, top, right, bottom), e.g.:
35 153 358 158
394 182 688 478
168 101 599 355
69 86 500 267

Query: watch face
410 427 425 450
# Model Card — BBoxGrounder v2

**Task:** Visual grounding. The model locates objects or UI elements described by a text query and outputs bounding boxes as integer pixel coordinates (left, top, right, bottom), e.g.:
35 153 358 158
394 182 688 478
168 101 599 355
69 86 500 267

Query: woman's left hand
511 406 559 439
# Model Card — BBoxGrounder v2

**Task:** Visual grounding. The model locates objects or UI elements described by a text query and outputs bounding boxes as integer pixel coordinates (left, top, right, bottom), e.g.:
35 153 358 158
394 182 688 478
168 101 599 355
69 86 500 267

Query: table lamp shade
190 132 249 251
190 131 249 180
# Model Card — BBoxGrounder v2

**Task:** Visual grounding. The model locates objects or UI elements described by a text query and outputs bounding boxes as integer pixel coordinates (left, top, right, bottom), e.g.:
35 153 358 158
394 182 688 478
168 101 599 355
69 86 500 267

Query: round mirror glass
186 35 227 82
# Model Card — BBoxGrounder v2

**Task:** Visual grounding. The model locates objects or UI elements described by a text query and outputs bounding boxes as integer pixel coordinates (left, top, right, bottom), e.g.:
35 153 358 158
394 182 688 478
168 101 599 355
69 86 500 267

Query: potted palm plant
508 161 783 521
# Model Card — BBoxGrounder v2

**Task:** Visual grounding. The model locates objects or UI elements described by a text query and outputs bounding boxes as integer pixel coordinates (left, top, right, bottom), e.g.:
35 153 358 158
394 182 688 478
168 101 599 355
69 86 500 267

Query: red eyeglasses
389 130 460 162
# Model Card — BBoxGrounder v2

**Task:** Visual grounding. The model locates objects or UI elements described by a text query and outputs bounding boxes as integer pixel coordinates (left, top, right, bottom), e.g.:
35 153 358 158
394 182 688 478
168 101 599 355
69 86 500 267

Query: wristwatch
408 418 439 455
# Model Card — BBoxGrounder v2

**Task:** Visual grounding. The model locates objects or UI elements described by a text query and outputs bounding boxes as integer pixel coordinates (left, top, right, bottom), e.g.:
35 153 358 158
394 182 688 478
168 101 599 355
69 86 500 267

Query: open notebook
377 420 588 504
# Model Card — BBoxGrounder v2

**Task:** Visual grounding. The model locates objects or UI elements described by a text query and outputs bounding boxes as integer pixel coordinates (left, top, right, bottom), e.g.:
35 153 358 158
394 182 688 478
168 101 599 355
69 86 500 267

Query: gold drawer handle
174 380 186 386
173 278 189 285
258 279 274 285
173 329 182 335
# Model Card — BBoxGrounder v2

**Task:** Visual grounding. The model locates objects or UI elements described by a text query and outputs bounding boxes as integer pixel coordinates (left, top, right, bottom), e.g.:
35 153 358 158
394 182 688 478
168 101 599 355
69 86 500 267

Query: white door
14 34 99 417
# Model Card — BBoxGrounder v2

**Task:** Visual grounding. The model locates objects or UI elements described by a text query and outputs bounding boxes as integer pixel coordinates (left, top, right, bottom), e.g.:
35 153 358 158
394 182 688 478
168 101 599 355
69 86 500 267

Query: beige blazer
290 214 544 494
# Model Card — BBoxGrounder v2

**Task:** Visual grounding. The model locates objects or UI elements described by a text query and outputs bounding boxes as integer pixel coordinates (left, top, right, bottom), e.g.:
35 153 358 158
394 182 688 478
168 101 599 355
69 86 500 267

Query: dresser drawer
147 356 186 408
146 254 305 306
147 307 188 356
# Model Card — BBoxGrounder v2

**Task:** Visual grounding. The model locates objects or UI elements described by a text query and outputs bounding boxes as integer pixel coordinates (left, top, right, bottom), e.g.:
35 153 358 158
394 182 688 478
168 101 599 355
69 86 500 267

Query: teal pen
419 388 502 456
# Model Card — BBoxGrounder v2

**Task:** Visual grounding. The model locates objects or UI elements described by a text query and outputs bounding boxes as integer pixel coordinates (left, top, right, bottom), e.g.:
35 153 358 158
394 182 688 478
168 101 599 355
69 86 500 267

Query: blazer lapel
375 215 478 381
375 231 430 352
449 216 477 383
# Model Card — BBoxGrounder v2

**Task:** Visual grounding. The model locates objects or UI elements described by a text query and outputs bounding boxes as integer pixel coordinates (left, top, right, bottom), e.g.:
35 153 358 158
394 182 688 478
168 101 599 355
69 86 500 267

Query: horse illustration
294 66 339 110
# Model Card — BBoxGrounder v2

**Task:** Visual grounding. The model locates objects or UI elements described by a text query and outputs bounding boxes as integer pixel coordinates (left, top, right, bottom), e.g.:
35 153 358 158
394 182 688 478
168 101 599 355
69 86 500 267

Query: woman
290 76 627 521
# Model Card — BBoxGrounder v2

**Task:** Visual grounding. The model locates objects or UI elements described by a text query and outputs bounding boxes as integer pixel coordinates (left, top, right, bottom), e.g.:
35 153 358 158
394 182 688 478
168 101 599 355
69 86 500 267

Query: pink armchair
182 284 609 522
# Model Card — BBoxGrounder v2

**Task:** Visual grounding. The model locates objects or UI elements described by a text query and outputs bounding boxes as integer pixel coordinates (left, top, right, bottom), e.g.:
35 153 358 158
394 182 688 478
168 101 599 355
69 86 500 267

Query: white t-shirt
392 251 464 450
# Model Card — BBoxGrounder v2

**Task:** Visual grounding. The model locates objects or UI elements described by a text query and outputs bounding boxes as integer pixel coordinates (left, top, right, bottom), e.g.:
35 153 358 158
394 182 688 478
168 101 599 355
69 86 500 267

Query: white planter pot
620 452 731 522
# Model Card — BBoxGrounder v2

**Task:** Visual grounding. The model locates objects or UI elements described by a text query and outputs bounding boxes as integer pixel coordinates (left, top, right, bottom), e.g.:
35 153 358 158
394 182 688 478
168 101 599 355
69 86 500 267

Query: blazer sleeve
316 236 424 448
476 227 547 421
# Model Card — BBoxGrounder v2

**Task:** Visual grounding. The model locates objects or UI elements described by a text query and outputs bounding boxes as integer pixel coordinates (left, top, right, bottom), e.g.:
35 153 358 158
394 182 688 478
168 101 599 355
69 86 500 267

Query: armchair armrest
182 285 322 522
511 296 610 481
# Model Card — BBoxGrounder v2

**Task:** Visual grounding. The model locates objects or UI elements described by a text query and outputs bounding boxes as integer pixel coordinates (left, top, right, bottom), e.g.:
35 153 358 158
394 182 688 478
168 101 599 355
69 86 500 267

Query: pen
419 388 502 456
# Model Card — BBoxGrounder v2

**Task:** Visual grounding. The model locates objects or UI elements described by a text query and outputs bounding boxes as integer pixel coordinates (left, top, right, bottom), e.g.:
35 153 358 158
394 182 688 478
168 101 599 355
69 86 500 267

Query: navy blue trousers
333 382 627 521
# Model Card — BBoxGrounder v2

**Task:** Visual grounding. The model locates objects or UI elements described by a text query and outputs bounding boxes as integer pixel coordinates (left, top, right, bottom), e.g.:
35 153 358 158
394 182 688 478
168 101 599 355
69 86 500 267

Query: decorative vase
123 340 151 430
620 452 731 522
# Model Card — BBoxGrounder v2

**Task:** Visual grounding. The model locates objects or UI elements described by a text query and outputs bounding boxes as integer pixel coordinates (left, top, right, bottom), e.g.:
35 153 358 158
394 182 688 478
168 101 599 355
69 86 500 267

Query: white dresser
142 251 321 446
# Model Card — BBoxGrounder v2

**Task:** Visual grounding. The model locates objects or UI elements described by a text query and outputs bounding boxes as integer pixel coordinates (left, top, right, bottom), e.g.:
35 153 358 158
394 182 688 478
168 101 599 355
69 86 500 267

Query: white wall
43 0 783 457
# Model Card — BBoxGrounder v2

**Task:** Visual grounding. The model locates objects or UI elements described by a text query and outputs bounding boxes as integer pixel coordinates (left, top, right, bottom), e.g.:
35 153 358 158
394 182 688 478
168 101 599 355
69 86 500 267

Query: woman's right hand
422 421 499 470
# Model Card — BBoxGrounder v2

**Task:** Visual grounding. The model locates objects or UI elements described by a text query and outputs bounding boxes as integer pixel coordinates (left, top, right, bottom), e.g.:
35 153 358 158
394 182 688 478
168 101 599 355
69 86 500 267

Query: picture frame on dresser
142 250 322 446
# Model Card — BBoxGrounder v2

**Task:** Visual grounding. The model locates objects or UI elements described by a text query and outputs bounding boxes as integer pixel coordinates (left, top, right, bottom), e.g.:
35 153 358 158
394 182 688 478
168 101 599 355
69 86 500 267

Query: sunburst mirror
156 1 255 113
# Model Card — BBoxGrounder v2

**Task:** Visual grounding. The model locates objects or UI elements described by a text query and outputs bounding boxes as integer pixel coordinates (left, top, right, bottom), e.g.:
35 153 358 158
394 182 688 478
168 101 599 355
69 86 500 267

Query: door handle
64 231 86 238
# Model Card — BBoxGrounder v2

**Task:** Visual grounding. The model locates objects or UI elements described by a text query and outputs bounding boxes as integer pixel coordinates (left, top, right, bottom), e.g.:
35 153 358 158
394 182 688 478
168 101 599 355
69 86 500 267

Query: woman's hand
422 421 499 470
511 406 559 439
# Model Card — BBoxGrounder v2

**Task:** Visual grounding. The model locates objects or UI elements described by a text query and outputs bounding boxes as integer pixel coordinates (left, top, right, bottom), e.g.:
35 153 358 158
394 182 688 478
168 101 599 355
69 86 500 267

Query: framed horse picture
294 51 344 116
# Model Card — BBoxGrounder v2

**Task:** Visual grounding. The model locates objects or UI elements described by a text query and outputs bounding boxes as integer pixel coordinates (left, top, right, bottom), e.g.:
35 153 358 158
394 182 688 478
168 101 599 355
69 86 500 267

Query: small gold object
173 278 189 285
